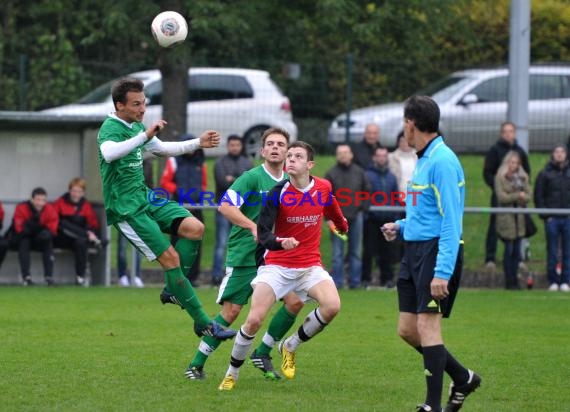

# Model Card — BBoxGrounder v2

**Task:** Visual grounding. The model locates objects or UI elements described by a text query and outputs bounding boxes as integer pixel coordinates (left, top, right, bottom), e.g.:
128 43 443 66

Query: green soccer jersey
224 164 286 267
98 116 149 224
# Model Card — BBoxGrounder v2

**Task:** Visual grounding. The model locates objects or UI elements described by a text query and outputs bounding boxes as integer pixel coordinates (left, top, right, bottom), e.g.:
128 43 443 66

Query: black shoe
444 370 481 412
184 366 206 380
45 277 55 286
416 404 441 412
194 321 237 340
23 276 34 286
160 288 182 307
250 350 282 380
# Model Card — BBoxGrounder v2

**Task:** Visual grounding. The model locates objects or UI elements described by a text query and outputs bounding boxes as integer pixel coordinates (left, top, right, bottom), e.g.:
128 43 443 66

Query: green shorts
114 200 191 261
216 266 258 306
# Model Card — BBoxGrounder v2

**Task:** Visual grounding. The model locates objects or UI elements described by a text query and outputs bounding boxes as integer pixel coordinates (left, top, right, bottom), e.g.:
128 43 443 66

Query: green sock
255 305 297 357
164 267 210 327
174 238 200 276
190 314 230 368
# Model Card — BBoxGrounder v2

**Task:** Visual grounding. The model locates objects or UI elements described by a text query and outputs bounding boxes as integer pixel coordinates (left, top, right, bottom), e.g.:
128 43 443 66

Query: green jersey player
184 128 304 380
98 77 236 343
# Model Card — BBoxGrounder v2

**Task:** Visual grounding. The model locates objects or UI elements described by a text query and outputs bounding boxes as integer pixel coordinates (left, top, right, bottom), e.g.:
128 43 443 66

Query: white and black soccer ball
151 11 188 48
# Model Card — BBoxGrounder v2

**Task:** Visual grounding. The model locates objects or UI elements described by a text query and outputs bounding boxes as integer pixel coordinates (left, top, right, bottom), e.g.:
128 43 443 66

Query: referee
382 96 481 412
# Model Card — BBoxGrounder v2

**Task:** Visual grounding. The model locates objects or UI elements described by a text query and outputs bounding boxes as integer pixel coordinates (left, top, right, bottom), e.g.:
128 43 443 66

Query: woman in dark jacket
494 151 532 290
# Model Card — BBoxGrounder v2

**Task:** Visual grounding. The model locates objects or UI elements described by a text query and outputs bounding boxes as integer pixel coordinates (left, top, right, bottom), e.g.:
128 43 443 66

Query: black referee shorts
397 238 463 318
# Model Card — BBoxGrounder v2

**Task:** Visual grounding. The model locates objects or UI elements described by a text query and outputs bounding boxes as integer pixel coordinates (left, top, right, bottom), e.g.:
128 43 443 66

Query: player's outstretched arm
145 129 221 157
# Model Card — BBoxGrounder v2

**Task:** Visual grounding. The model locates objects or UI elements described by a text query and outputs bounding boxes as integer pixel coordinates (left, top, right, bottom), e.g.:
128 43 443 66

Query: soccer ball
151 11 188 48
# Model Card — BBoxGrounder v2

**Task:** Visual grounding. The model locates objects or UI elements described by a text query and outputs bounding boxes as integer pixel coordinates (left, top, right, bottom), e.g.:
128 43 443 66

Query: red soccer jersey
257 176 348 268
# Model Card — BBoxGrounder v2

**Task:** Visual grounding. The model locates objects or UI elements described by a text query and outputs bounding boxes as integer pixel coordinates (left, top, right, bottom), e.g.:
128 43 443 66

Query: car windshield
77 75 150 104
416 75 474 104
77 80 114 104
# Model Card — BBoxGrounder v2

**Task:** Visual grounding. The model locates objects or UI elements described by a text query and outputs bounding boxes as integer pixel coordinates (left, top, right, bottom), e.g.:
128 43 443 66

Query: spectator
325 144 370 288
52 177 102 285
0 202 8 269
211 134 252 286
363 147 399 288
389 134 417 194
11 187 59 286
483 122 531 270
160 133 207 285
351 123 382 170
494 151 531 290
534 145 570 292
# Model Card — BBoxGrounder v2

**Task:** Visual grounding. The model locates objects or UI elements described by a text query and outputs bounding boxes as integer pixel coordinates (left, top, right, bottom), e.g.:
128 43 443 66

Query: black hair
31 187 47 198
404 95 440 133
227 134 243 144
111 78 144 108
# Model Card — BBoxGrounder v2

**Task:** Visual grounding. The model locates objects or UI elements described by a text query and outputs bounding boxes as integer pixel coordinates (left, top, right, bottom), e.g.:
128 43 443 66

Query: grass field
2 286 569 411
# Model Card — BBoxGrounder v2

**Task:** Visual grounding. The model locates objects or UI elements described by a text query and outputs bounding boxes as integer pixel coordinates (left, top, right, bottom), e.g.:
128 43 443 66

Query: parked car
42 67 298 157
328 65 570 152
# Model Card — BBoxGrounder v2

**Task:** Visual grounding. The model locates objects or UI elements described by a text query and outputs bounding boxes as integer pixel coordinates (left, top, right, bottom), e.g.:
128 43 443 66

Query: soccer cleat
23 276 34 286
76 276 85 286
560 283 570 292
443 369 481 412
45 277 55 287
218 374 236 391
159 288 182 307
194 321 237 341
184 366 205 380
278 341 296 379
548 283 559 292
250 350 282 380
416 404 441 412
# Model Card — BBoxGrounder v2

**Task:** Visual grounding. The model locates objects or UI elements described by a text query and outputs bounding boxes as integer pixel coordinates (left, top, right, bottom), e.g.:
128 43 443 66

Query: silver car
328 65 570 152
42 67 298 157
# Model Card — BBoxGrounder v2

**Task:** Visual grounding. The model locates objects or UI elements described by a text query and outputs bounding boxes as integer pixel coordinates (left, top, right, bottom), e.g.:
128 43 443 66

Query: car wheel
244 125 270 158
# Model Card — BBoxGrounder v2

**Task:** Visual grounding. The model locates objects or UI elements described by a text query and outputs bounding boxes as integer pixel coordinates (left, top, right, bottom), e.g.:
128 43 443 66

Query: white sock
227 327 255 378
286 308 327 352
261 332 276 349
198 341 214 357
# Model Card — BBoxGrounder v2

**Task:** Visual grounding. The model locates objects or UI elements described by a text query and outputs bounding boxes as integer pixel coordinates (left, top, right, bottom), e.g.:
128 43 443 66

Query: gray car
328 65 570 152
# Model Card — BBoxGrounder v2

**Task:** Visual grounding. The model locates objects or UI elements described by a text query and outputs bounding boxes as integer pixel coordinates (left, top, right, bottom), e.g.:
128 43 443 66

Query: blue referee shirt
396 136 465 281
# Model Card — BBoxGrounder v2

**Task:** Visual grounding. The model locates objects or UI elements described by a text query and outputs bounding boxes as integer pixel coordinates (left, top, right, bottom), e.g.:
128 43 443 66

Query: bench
0 201 110 286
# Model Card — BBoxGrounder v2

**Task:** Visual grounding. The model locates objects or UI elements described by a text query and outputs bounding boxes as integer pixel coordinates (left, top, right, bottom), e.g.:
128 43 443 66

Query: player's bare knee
398 325 417 343
178 217 205 240
222 304 242 324
245 312 265 334
320 299 341 321
157 247 180 269
283 297 304 314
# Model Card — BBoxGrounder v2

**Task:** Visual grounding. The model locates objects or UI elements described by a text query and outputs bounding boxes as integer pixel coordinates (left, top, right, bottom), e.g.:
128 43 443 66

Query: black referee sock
422 344 446 410
415 345 469 385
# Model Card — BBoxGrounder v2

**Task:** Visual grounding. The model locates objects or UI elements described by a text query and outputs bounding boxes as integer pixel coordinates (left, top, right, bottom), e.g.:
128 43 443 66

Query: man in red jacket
53 177 101 285
12 187 59 286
